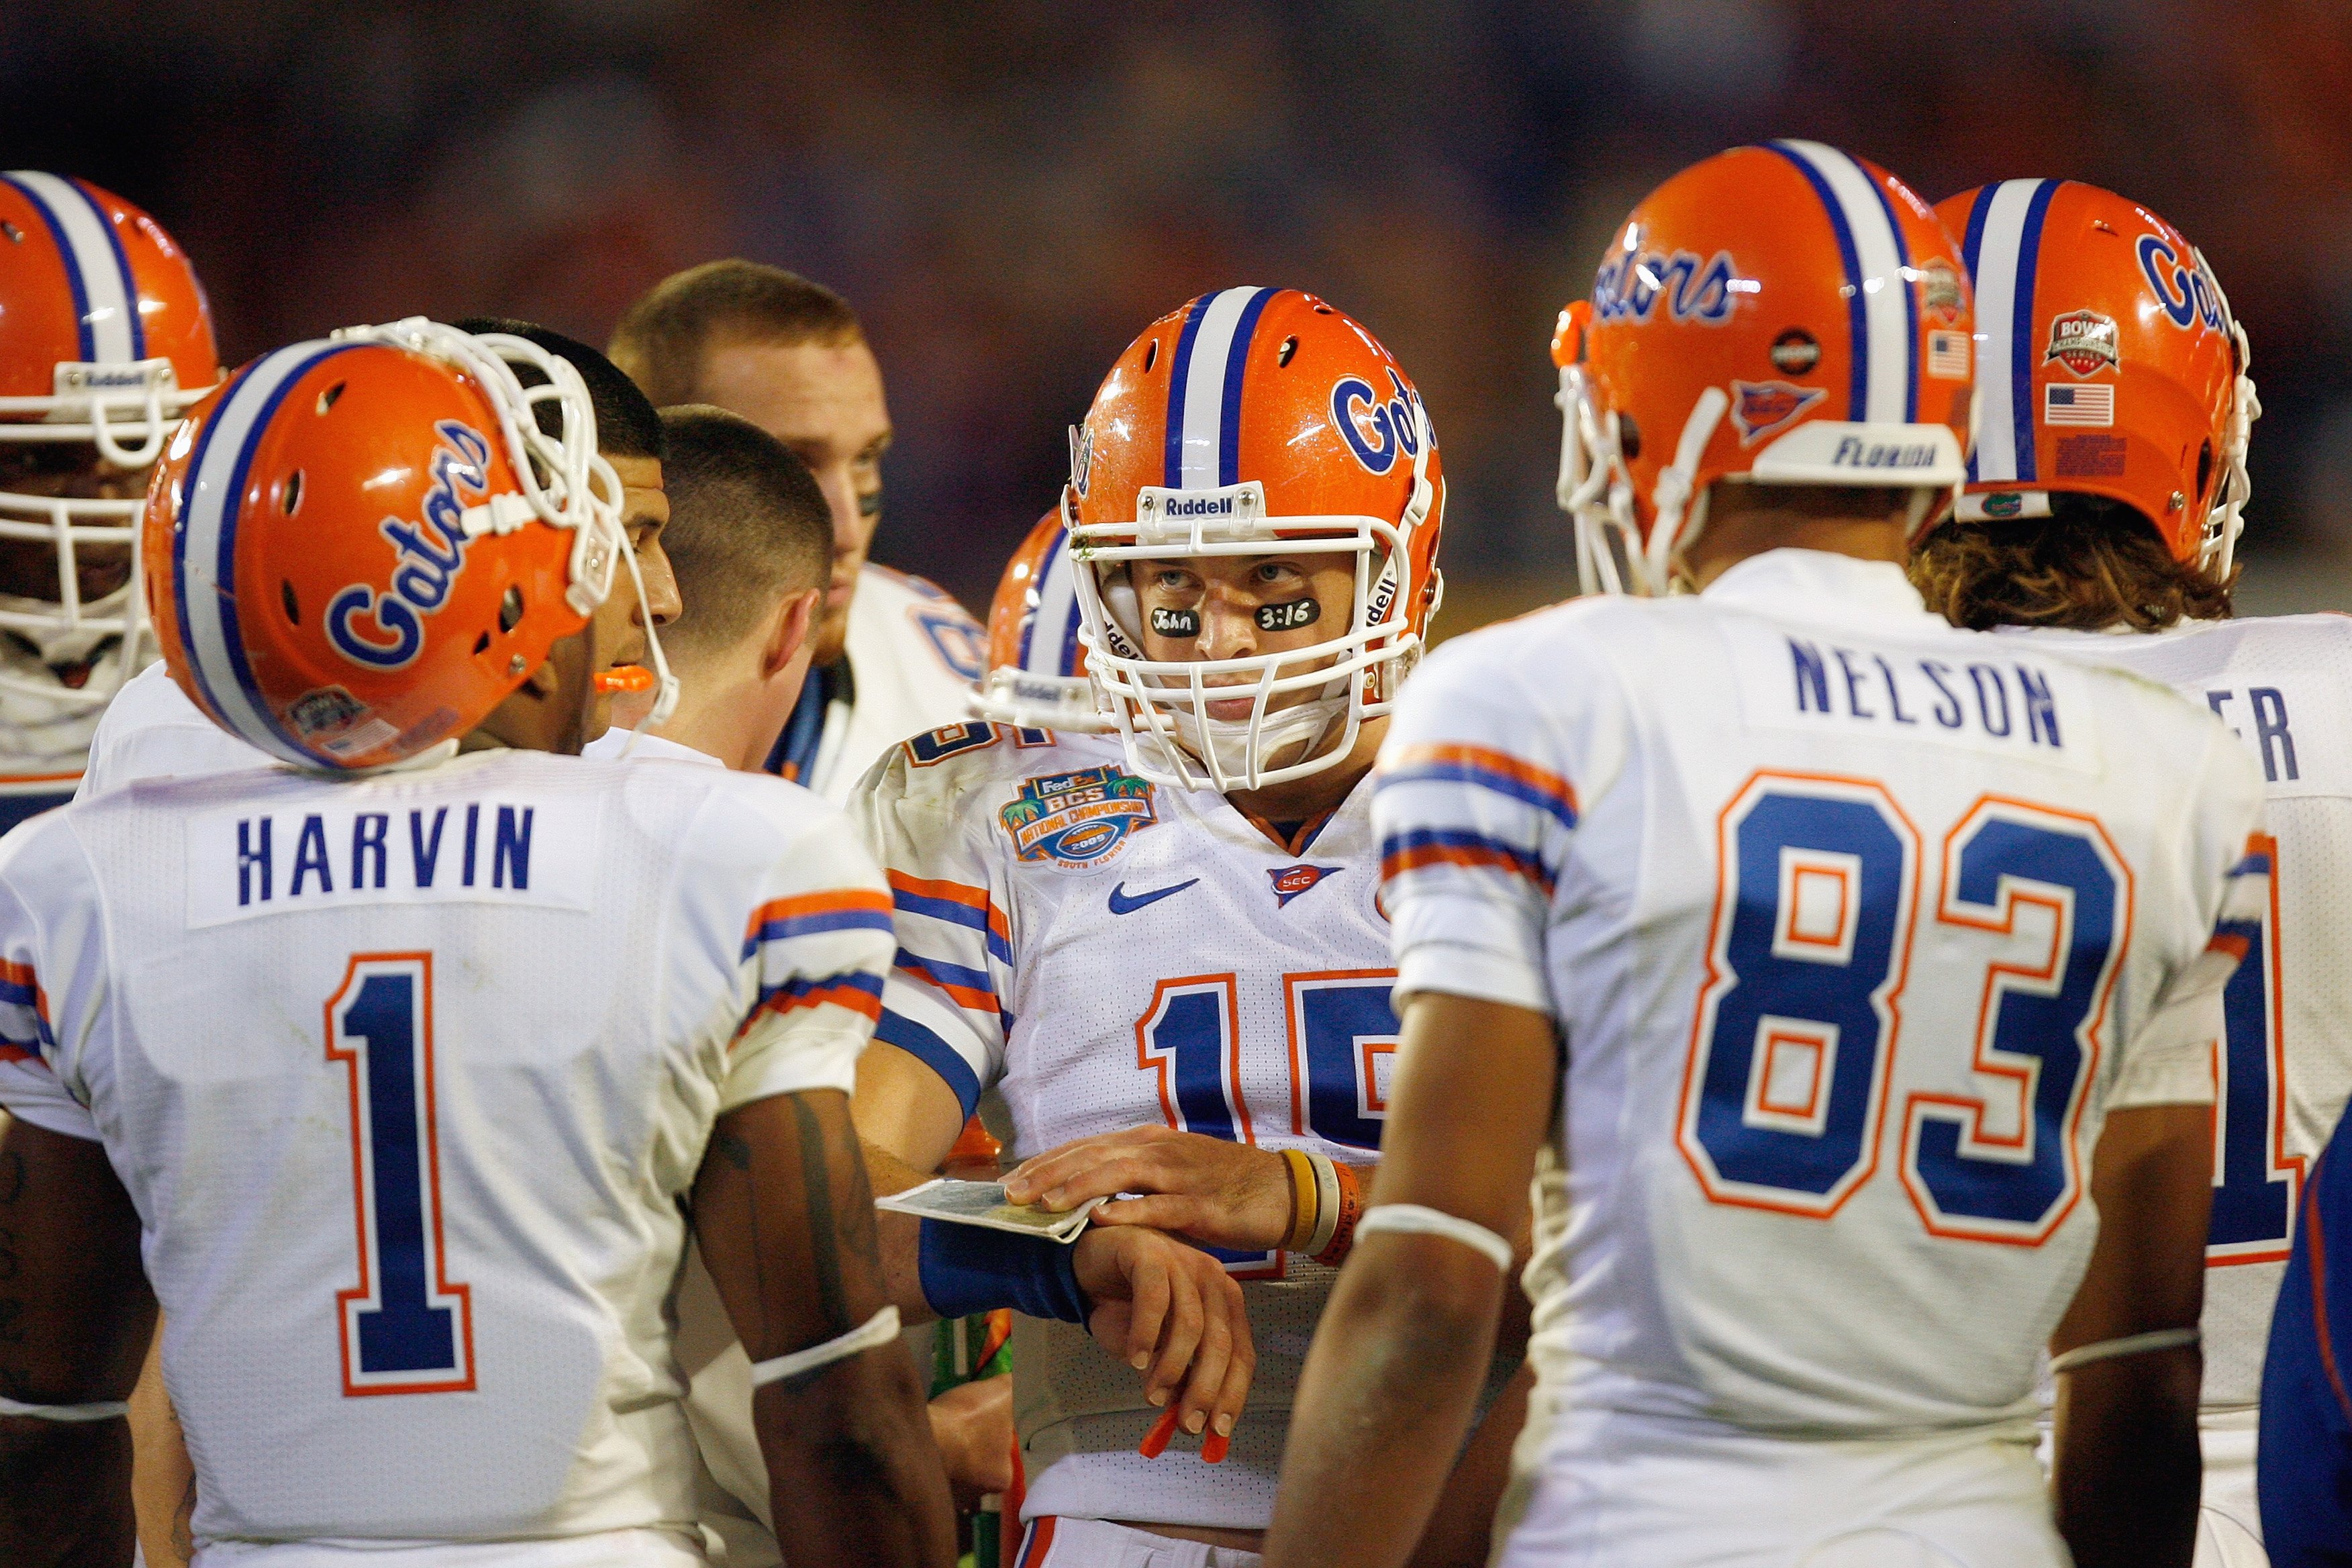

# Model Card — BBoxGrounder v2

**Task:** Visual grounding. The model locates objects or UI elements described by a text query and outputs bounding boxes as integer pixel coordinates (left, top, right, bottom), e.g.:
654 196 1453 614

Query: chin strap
1644 387 1730 593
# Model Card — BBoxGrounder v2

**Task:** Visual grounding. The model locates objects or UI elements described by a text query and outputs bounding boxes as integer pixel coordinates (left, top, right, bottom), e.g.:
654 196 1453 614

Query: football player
852 287 1526 1566
1910 179 2317 1568
1265 143 2267 1568
2256 1094 2352 1563
585 403 833 771
0 171 218 826
0 317 969 1566
608 261 986 798
970 509 1108 734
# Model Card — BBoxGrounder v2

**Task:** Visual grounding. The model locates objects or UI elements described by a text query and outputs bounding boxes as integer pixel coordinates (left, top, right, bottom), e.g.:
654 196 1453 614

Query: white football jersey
2012 614 2352 1415
0 620 152 826
775 564 985 804
854 724 1394 1530
76 658 275 798
1377 550 2265 1445
0 748 893 1556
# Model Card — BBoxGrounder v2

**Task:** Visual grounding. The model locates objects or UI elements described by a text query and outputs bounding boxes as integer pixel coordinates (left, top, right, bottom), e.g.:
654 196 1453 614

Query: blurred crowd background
8 0 2349 625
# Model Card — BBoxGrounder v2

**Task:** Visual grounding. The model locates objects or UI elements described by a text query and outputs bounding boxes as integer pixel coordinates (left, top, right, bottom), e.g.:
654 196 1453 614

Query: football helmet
1936 180 2257 575
1065 287 1444 791
146 318 665 772
0 172 219 714
1555 141 1973 595
971 508 1106 732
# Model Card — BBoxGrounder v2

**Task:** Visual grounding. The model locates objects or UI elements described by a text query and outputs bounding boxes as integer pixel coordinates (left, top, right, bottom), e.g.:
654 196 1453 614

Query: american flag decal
2044 383 2115 427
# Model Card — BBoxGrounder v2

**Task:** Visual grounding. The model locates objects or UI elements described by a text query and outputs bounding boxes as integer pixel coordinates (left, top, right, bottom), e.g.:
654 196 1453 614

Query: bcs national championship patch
1000 765 1158 869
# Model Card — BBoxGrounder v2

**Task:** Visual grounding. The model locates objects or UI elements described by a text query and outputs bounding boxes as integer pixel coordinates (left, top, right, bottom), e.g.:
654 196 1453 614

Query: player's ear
761 587 824 681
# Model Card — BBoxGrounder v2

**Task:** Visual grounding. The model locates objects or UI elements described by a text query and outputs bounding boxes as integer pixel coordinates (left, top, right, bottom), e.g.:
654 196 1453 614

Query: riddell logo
1163 495 1236 518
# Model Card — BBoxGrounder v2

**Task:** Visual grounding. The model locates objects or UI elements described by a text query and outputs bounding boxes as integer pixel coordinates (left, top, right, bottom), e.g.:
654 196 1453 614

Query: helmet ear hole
1619 413 1643 462
317 382 346 415
2196 440 2214 503
279 581 300 626
499 584 524 633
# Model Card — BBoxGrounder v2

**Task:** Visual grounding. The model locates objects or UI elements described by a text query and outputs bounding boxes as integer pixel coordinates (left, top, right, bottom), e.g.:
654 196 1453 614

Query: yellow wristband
1282 1148 1321 1253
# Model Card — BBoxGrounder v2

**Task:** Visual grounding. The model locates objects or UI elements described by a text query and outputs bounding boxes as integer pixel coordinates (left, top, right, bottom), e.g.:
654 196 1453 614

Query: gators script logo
999 765 1158 868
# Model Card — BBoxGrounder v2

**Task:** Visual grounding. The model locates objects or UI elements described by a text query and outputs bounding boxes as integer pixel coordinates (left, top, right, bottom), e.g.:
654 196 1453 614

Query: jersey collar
1700 547 1937 627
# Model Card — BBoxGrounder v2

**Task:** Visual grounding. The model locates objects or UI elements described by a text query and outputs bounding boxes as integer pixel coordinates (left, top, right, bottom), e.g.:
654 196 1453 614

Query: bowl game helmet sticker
2044 309 2120 377
998 764 1158 868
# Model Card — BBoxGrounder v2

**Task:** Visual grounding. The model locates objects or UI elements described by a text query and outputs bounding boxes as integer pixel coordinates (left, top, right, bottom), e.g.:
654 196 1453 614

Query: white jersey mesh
0 749 891 1551
854 724 1398 1529
2014 614 2352 1412
1378 550 2265 1444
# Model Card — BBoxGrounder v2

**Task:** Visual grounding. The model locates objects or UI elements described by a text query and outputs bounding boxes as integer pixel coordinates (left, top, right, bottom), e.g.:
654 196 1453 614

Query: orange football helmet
1936 180 2257 575
0 172 219 709
1554 141 1974 594
1065 287 1444 791
146 319 659 771
971 508 1106 732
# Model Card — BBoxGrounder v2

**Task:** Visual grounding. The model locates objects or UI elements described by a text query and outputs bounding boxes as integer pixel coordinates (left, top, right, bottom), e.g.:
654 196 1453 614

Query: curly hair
1910 497 2236 632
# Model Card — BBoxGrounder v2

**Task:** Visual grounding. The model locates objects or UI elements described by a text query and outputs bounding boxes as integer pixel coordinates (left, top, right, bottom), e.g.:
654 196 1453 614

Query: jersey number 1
326 952 475 1395
2210 832 2302 1264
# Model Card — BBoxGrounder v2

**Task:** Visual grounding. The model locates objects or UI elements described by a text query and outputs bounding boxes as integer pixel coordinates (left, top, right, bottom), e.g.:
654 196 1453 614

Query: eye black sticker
1257 598 1320 632
1150 605 1200 637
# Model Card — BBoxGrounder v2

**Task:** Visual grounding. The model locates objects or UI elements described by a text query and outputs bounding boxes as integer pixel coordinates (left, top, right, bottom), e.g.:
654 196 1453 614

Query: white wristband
1305 1152 1343 1256
1354 1204 1514 1274
2049 1327 2200 1376
0 1394 130 1422
748 1305 902 1388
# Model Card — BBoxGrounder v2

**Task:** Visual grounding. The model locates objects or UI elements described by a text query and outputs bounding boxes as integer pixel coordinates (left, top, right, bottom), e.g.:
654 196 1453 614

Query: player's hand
926 1373 1014 1511
1003 1126 1292 1252
1073 1224 1256 1447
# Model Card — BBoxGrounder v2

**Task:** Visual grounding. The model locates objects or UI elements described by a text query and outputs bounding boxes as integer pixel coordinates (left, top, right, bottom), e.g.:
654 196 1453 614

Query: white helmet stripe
2 172 142 364
175 340 354 767
1960 179 2057 486
1770 142 1915 426
1027 527 1084 677
1165 287 1275 490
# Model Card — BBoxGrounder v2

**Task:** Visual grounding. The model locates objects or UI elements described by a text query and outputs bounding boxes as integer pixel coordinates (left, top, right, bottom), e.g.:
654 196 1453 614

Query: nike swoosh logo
1108 879 1199 916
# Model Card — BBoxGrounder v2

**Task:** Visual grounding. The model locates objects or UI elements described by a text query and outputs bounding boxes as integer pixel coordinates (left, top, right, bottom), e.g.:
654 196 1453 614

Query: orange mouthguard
591 665 656 694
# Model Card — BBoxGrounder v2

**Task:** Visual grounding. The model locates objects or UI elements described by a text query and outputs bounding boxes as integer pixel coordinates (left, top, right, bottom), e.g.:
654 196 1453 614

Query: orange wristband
1314 1161 1365 1268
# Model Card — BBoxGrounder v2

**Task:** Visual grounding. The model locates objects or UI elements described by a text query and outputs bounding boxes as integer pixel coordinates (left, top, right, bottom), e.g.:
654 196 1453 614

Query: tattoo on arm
789 1095 851 1337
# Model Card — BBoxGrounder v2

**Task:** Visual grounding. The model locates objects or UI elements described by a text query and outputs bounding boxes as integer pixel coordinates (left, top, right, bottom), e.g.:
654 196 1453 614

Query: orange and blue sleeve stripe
876 1003 983 1119
895 948 1012 1034
1378 743 1579 830
1380 828 1557 897
737 969 886 1038
0 959 52 1068
887 872 1013 965
740 889 895 959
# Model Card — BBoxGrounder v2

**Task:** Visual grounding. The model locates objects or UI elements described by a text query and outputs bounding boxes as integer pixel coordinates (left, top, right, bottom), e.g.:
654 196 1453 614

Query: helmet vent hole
1277 335 1299 367
279 580 300 625
499 585 524 633
2196 440 2214 501
317 381 346 415
1312 304 1334 315
0 221 20 244
281 470 303 514
473 631 491 654
1144 339 1158 372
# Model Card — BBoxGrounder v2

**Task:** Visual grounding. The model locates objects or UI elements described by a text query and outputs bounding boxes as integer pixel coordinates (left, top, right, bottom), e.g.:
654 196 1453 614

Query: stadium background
7 0 2348 626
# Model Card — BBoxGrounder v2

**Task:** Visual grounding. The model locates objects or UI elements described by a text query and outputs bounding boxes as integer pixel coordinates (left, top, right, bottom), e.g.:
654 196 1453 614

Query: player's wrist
1278 1151 1367 1263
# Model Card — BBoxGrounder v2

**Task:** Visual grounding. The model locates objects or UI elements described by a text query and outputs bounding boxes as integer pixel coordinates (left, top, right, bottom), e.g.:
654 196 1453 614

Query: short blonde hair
608 260 863 406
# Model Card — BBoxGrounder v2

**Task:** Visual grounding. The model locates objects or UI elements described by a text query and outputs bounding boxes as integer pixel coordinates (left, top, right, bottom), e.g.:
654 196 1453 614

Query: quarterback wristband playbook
1280 1150 1367 1265
919 1217 1091 1324
748 1306 903 1387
